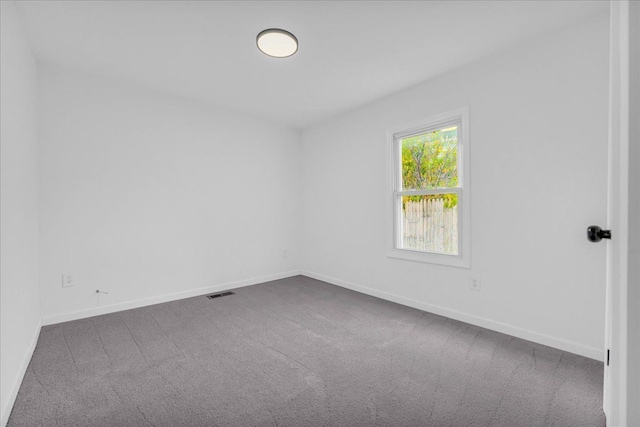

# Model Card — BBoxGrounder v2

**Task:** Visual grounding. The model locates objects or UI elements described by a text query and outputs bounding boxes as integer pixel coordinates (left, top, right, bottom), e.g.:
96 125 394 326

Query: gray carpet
8 276 605 426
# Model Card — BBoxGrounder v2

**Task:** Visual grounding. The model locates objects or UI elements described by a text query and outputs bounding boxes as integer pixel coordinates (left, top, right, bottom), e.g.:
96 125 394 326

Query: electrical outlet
283 249 288 259
62 274 74 288
470 277 481 291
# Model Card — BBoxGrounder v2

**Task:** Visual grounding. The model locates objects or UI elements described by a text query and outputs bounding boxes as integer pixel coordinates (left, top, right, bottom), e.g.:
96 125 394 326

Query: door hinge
607 349 610 366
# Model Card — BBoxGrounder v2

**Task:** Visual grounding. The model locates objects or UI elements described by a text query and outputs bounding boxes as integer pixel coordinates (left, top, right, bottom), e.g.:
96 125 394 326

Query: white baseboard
1 318 42 427
42 270 301 326
301 271 604 362
38 267 603 357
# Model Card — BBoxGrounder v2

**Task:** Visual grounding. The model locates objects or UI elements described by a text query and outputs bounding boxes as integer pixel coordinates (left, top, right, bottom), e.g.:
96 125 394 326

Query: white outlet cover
62 274 74 287
471 278 481 291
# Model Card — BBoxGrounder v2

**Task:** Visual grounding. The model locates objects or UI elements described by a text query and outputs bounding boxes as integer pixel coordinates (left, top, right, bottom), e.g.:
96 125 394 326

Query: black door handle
587 225 611 242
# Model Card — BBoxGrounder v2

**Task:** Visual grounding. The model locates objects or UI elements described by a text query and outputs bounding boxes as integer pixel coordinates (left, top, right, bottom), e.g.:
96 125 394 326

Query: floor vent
206 291 235 300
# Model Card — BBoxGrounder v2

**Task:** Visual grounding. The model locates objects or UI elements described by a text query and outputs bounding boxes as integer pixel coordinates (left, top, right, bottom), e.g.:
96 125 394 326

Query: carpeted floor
8 276 605 426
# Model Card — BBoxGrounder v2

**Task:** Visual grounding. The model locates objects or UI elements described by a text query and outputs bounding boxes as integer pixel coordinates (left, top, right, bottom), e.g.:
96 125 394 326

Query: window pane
400 126 458 190
401 194 458 255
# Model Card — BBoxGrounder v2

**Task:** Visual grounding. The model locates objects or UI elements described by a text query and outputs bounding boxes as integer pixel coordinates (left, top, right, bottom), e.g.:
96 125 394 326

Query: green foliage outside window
401 127 458 209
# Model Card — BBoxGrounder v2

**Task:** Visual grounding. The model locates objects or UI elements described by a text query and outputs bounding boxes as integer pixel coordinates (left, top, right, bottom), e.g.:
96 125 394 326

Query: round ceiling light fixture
256 28 298 58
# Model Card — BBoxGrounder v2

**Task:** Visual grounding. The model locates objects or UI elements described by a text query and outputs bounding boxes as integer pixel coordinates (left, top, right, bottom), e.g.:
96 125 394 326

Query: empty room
1 1 638 426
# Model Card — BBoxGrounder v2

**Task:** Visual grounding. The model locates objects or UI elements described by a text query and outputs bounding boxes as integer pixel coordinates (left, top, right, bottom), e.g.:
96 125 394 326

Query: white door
602 1 638 425
603 0 624 422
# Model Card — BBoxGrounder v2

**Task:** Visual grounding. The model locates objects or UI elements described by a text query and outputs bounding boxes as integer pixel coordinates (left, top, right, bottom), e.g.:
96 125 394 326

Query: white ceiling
15 0 607 129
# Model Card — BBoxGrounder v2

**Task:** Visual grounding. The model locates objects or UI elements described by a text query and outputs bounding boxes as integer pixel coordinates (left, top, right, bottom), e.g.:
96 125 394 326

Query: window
388 108 470 267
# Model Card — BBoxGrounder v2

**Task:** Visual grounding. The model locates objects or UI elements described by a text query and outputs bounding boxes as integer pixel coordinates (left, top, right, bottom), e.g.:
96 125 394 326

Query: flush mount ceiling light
256 28 298 58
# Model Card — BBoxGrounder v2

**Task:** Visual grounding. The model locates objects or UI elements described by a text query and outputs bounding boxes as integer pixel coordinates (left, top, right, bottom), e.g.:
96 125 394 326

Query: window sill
387 248 470 268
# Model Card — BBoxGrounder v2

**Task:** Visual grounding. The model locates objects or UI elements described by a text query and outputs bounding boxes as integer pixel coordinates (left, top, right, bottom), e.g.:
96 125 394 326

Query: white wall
300 16 610 360
0 1 41 425
38 65 301 323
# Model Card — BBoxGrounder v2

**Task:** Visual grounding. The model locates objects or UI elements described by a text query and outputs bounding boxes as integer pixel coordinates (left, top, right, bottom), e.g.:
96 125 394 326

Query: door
602 1 638 425
603 0 624 421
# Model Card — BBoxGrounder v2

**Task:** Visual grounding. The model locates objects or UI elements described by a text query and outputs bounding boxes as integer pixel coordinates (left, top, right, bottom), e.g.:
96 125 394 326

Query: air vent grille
206 291 235 300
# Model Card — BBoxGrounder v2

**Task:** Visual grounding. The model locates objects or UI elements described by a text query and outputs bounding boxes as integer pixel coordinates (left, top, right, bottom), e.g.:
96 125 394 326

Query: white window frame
387 107 470 268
